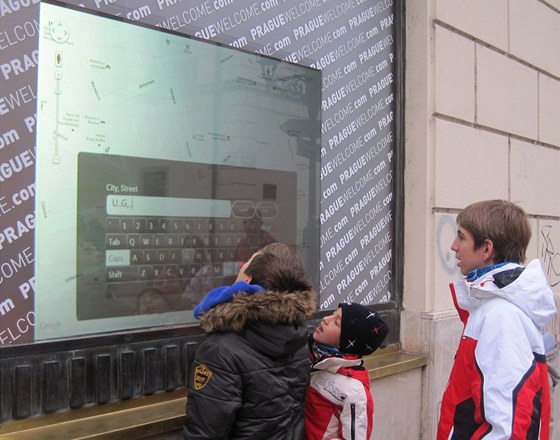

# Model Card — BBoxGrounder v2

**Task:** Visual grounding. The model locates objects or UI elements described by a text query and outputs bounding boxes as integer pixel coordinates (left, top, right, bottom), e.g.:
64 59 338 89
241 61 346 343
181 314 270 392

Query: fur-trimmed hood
200 289 317 333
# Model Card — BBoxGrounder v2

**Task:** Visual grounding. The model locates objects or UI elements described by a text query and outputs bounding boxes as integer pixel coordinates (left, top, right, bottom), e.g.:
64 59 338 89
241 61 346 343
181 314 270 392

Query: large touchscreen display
35 0 321 340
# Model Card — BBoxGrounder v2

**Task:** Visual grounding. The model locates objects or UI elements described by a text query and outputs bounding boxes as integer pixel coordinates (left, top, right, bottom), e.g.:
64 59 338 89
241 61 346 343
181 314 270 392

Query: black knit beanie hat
338 303 389 356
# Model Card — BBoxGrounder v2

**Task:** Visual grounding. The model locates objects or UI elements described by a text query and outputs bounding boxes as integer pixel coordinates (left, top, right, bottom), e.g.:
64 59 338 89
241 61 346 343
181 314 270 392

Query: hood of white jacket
452 259 556 330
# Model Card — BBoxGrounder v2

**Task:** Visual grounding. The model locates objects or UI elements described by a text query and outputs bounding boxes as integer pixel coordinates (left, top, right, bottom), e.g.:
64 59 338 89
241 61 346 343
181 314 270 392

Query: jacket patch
194 364 213 390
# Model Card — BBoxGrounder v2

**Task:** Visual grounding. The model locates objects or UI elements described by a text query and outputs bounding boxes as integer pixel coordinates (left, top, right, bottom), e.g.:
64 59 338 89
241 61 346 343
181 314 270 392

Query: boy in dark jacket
304 303 389 440
183 243 317 440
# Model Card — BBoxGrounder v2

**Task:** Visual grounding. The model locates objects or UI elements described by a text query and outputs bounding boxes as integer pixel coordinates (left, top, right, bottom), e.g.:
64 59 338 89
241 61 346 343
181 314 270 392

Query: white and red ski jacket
304 355 374 440
437 260 557 439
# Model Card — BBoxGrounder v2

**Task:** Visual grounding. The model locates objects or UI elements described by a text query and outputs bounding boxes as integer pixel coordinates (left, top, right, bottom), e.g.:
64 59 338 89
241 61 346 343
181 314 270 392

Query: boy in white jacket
304 302 389 440
437 199 557 439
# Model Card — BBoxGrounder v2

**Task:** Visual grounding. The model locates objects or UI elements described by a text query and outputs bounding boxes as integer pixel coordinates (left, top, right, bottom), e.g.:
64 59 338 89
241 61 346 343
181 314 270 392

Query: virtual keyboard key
164 265 176 278
127 234 140 248
106 249 130 266
159 219 170 232
156 250 169 263
146 218 158 232
120 218 133 232
152 265 165 280
171 219 183 232
153 233 166 247
107 234 126 249
140 234 154 248
144 250 156 263
165 234 181 248
138 265 152 280
182 249 195 264
177 265 189 278
193 219 208 232
134 218 146 232
169 250 181 263
106 266 138 282
106 217 120 232
130 250 142 264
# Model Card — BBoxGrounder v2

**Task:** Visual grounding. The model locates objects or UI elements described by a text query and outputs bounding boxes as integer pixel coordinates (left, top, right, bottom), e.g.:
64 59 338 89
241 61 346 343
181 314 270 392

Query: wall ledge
420 309 459 320
0 347 426 439
0 390 187 440
364 345 427 379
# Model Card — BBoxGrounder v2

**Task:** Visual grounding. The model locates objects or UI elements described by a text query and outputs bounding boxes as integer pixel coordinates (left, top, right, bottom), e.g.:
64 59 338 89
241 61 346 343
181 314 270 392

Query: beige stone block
477 45 538 139
429 314 462 395
435 25 475 121
404 0 434 315
549 293 560 337
527 217 539 262
539 74 560 146
537 219 560 293
436 0 508 50
510 0 560 76
427 315 464 438
434 119 508 208
371 368 423 439
510 139 560 217
401 311 463 439
401 310 426 352
434 213 461 310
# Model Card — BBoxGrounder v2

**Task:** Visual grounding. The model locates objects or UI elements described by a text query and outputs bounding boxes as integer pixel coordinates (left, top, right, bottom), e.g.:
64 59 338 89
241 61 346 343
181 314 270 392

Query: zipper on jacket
351 403 356 440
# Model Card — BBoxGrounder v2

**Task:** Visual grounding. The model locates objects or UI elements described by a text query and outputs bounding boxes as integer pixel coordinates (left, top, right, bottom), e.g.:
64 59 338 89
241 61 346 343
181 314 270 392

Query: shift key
106 266 139 282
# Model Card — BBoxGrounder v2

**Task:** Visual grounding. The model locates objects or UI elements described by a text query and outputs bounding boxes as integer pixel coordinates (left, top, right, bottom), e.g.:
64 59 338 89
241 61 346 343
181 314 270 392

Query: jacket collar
312 355 363 373
465 261 518 282
451 259 556 330
200 288 316 332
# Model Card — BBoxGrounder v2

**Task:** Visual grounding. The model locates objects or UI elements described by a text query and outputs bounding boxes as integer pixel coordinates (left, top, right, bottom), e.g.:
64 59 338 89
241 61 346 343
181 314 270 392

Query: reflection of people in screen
137 287 171 314
182 263 222 309
236 210 276 262
181 234 225 309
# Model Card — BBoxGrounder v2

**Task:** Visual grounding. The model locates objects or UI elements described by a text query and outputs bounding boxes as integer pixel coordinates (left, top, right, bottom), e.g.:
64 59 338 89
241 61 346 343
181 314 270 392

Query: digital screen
35 0 321 339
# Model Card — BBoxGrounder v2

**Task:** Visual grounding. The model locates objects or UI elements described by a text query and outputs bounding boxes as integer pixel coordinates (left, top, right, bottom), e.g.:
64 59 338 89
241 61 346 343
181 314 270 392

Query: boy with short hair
304 302 389 440
437 199 557 439
183 243 317 439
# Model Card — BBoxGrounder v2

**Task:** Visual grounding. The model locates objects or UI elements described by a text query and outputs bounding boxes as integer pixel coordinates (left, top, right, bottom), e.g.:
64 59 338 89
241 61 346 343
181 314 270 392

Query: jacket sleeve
193 281 264 318
473 304 540 439
183 340 243 439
